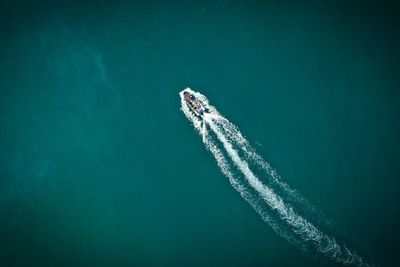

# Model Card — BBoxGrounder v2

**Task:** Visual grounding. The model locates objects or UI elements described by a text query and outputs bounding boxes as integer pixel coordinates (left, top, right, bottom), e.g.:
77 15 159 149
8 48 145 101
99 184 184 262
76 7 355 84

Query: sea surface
0 1 399 266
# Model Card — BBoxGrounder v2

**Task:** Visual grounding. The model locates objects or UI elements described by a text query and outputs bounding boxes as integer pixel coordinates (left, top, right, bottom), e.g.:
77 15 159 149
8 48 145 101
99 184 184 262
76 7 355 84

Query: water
0 1 399 266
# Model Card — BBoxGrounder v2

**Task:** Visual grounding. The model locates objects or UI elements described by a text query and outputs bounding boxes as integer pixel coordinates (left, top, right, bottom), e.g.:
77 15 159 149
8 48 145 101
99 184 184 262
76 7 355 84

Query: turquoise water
1 1 399 266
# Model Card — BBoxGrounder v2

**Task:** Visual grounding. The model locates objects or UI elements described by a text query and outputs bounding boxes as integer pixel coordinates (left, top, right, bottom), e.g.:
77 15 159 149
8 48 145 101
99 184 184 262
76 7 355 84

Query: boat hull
183 91 207 117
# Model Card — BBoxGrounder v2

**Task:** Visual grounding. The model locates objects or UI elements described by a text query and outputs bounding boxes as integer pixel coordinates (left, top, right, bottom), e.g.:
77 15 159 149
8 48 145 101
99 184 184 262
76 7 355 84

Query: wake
179 88 372 266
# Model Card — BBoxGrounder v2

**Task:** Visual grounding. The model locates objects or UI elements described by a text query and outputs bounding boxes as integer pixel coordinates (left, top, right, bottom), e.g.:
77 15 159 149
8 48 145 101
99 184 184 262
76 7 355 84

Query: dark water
1 1 399 266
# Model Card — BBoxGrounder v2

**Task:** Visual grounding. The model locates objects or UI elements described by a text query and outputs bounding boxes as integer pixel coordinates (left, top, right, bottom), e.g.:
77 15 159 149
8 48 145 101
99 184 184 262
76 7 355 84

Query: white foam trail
211 114 332 226
179 88 372 266
206 115 365 266
201 118 304 248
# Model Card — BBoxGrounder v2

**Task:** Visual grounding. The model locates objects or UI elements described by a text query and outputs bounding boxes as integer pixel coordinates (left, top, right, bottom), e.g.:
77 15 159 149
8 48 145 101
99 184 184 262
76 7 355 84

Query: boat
183 90 207 117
